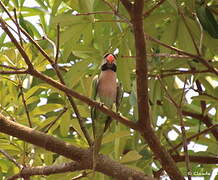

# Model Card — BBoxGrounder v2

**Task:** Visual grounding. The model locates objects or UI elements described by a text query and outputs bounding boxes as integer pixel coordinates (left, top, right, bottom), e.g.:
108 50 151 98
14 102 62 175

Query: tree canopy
0 0 218 179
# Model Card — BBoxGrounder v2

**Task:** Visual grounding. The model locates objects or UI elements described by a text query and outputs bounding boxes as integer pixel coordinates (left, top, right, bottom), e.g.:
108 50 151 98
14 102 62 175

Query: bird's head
104 53 117 64
101 53 117 72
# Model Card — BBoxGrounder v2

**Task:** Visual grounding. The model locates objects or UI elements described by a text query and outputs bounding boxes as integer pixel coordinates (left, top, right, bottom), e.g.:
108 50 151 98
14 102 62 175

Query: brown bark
0 113 153 180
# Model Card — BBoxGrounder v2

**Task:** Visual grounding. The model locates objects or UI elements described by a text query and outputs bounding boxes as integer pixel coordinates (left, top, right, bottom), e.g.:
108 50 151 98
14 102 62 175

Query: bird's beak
106 54 115 64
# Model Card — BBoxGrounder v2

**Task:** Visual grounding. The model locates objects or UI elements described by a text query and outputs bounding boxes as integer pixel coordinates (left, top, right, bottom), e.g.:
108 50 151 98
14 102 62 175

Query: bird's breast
98 70 117 104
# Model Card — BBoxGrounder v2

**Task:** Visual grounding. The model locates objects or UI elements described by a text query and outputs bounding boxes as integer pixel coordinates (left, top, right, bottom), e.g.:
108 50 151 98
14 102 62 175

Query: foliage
0 0 218 179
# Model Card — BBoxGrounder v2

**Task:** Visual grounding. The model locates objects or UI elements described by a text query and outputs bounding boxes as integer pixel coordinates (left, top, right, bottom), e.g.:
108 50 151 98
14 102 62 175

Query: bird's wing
116 81 124 112
91 75 99 101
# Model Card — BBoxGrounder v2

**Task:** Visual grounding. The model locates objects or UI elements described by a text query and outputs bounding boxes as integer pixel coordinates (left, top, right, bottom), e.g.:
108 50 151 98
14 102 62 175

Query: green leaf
60 111 71 137
160 20 178 53
64 60 90 88
19 15 34 38
192 95 218 103
35 0 48 10
0 159 10 173
25 84 48 99
178 19 196 53
31 104 63 115
139 149 152 160
120 150 142 163
0 32 6 46
196 6 218 39
103 130 130 144
52 0 62 15
52 14 88 27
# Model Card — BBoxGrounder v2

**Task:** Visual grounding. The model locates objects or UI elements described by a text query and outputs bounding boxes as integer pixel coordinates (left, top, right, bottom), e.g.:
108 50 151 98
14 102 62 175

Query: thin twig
191 88 218 102
194 13 203 55
178 78 191 180
0 2 53 66
19 83 32 128
158 69 210 78
43 34 93 146
147 69 210 78
121 53 191 59
74 11 113 16
182 110 218 141
55 24 60 64
0 17 33 70
172 154 218 164
0 64 25 70
145 33 218 76
94 19 127 23
43 107 68 133
163 133 179 155
158 76 191 178
2 2 93 146
169 124 218 153
179 10 200 55
143 0 166 17
102 0 130 24
0 149 22 168
157 76 178 108
13 8 23 47
0 70 28 74
71 171 90 180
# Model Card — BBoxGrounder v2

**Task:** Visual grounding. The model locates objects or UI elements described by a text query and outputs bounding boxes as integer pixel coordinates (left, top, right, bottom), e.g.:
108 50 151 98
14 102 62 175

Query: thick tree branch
120 0 184 179
131 0 150 128
0 114 153 180
29 69 139 130
173 155 218 164
7 161 85 180
0 14 138 131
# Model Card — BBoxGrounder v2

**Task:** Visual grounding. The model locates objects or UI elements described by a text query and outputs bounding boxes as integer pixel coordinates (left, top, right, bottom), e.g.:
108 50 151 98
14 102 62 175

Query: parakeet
91 53 123 169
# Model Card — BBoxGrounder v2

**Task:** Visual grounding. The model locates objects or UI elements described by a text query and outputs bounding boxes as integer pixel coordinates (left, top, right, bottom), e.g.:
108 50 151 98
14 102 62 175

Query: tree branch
19 83 32 128
120 0 132 13
172 155 218 164
7 161 85 180
170 124 218 153
29 69 139 130
0 64 25 70
0 13 138 131
158 76 191 178
0 17 33 70
131 0 150 128
182 110 218 141
120 0 184 179
43 32 93 146
0 113 153 180
0 149 22 169
143 0 166 17
145 33 218 76
0 70 28 75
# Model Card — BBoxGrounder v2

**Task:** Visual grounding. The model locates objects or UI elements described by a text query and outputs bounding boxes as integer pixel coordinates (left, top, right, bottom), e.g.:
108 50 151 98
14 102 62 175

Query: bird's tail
92 116 112 178
92 130 104 179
